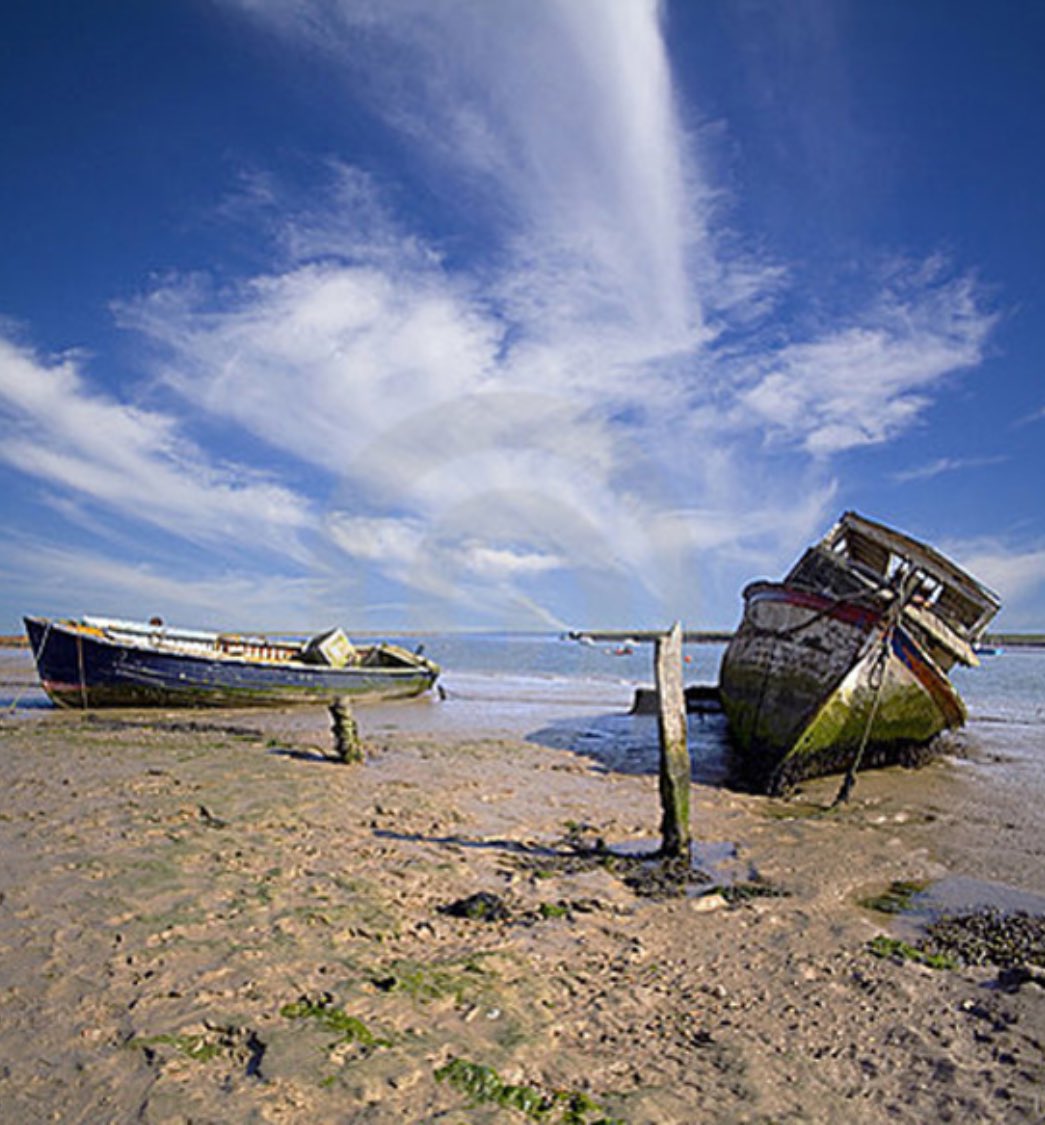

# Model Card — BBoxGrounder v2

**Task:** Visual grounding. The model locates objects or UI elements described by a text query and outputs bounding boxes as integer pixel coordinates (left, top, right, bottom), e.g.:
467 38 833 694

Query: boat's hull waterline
24 616 439 709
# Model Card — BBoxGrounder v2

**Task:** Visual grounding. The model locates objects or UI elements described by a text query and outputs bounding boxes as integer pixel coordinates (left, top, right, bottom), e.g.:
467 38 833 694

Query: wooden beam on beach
655 622 691 860
329 696 363 763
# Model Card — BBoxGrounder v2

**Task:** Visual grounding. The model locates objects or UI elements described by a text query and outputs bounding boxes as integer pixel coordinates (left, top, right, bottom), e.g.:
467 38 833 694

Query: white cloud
0 535 323 630
460 542 562 579
327 514 427 567
727 266 995 455
118 259 501 476
1014 404 1045 428
944 540 1045 624
0 337 314 555
109 2 997 626
226 0 712 351
892 454 1007 483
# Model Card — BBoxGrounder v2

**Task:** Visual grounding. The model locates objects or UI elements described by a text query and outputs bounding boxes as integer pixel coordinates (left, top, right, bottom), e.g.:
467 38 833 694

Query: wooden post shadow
655 622 691 860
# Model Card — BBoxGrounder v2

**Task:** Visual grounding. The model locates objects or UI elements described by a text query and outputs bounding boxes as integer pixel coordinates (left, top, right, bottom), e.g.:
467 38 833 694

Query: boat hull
24 617 438 709
719 584 965 793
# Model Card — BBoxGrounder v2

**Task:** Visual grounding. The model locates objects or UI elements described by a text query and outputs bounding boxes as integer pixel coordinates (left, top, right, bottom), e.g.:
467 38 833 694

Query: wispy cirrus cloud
0 533 334 629
725 264 996 456
230 0 705 347
0 337 314 557
892 454 1008 484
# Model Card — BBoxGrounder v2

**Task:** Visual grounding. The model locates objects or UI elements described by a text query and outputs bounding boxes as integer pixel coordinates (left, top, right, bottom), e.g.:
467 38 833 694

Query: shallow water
895 875 1045 933
0 649 48 713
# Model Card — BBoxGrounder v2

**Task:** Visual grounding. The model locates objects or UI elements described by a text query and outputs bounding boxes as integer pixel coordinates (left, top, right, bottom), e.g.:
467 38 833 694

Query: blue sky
1 0 1043 634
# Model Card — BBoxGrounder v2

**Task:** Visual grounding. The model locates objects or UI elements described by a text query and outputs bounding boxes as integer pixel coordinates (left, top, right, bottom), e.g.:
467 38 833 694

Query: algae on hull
719 511 999 793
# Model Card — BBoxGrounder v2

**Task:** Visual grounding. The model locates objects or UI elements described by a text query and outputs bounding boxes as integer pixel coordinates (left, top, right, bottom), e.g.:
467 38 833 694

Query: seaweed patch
129 1022 266 1075
922 909 1045 969
435 1057 623 1123
858 880 927 914
868 935 957 970
869 909 1045 972
280 993 392 1050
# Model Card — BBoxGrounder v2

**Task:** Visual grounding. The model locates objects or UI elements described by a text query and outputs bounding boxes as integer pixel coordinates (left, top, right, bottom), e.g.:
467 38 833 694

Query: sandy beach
0 663 1043 1123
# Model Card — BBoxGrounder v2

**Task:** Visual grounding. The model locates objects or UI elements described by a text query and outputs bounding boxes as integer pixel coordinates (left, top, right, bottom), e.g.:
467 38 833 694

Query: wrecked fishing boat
718 512 1000 795
23 615 440 709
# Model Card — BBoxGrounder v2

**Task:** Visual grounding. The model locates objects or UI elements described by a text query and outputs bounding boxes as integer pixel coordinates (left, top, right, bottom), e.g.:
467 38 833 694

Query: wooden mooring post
655 622 691 860
329 696 363 763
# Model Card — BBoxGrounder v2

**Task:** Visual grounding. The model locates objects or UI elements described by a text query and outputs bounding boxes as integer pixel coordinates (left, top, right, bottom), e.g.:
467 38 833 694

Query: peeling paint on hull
24 617 438 709
719 586 965 793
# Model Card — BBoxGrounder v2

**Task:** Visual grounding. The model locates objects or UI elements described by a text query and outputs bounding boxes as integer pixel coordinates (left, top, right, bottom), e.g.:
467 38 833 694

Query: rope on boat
748 576 896 785
831 574 918 807
747 575 894 641
830 627 892 807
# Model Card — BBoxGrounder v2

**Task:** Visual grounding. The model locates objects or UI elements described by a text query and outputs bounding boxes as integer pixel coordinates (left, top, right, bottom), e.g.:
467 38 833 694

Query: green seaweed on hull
718 511 1000 795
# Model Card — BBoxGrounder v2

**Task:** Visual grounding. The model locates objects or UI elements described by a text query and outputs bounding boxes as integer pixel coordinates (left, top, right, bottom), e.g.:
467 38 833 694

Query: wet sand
0 676 1043 1122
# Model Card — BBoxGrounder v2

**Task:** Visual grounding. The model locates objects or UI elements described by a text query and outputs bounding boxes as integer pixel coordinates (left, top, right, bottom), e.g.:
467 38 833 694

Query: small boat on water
718 512 1000 795
23 615 440 709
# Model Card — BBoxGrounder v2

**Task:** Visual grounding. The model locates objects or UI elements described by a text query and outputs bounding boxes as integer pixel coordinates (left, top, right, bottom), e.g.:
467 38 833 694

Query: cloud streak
726 265 996 455
0 337 314 557
892 454 1008 484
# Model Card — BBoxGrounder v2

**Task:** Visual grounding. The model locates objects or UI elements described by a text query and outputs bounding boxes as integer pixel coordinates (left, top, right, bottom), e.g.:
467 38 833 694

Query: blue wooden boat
23 615 440 709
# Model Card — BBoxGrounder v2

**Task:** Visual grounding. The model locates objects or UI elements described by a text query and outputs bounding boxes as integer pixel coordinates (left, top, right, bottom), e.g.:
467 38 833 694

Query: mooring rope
830 627 893 807
747 574 894 642
831 574 918 806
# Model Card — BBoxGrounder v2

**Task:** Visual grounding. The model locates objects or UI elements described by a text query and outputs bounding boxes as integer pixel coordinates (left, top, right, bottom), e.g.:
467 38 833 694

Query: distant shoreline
2 629 1044 650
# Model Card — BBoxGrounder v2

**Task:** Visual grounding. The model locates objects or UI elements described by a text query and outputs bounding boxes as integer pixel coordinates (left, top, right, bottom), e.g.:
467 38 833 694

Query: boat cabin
786 511 1000 669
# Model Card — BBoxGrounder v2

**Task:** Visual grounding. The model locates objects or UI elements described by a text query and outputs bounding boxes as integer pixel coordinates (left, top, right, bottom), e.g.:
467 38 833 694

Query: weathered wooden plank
329 696 363 763
654 622 690 859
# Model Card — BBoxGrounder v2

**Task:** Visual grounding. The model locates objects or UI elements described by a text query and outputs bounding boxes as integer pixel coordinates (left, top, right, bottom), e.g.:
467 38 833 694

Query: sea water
5 631 1041 749
369 634 732 779
374 636 1045 904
